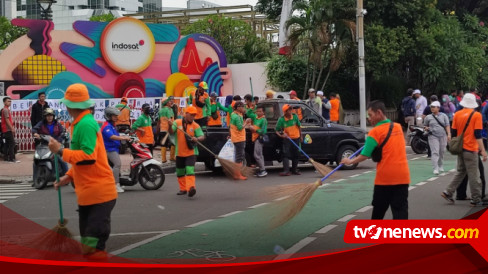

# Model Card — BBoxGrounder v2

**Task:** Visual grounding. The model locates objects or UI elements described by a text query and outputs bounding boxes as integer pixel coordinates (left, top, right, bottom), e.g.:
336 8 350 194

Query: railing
343 109 398 126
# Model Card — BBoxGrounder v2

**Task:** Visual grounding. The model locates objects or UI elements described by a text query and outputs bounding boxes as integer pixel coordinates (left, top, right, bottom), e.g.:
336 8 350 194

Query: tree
255 0 306 21
0 16 28 50
181 15 271 64
286 0 356 98
266 55 308 95
89 13 116 22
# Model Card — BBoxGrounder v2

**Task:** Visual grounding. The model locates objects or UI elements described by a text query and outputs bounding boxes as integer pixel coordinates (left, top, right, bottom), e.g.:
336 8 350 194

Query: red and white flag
278 0 293 55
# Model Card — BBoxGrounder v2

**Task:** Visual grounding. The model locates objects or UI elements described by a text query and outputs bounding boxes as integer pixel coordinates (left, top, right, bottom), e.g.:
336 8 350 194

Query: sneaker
279 172 291 176
188 187 196 197
176 191 187 195
470 201 485 207
441 191 455 204
116 184 125 193
257 170 268 177
433 169 439 175
439 166 445 172
291 170 301 175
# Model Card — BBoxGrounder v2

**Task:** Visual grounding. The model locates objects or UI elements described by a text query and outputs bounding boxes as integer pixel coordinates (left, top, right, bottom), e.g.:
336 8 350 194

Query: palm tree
286 0 356 98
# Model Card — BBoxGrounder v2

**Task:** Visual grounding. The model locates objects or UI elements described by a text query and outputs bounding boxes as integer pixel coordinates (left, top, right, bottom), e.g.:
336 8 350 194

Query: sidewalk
0 150 177 184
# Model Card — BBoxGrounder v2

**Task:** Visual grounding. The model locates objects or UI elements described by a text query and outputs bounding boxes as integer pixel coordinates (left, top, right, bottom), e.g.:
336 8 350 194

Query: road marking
362 171 372 174
248 203 269 209
427 177 438 181
333 179 345 183
318 184 329 189
409 186 416 191
416 182 427 186
274 196 290 201
186 219 215 228
0 200 6 203
0 189 36 192
349 174 361 178
0 196 19 199
356 206 373 213
273 237 317 261
0 186 34 188
111 231 172 236
337 214 355 222
315 224 337 234
219 211 243 218
411 157 419 160
0 193 26 196
157 205 165 210
111 230 179 255
450 169 456 172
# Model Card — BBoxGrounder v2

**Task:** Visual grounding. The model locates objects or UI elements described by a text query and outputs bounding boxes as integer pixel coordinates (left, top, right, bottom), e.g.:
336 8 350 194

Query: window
292 104 322 126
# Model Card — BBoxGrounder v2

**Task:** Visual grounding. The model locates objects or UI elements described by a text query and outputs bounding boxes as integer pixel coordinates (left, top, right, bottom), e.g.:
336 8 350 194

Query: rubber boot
170 146 176 161
236 163 247 180
161 147 167 163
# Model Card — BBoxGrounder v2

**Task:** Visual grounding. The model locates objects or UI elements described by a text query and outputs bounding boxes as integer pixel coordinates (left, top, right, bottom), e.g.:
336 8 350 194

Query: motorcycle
116 135 165 190
409 124 430 154
116 125 131 154
32 134 67 189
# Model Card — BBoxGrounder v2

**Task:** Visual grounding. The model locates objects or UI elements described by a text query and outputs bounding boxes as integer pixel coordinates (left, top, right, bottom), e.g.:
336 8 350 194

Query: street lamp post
357 0 367 131
37 0 56 21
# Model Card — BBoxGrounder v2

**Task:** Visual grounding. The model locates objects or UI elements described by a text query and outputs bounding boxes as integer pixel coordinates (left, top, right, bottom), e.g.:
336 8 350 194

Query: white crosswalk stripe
0 183 36 203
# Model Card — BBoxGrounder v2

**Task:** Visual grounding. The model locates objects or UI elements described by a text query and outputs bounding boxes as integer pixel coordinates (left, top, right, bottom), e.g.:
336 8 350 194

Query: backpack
401 97 415 117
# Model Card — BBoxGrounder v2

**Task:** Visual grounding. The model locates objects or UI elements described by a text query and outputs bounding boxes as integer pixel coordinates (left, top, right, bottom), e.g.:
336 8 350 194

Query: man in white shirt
413 89 427 126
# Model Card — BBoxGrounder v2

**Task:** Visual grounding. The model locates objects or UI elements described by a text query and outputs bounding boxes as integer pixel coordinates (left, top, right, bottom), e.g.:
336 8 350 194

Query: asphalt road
1 147 486 263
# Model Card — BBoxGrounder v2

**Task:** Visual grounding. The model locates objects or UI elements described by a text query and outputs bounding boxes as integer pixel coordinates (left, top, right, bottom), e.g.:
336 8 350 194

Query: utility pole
357 0 367 131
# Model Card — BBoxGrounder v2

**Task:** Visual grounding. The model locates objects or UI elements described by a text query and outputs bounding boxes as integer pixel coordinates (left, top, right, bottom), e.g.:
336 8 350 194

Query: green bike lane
119 155 457 260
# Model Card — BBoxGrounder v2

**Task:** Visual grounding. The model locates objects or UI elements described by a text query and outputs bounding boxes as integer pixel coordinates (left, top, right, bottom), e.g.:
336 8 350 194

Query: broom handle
54 154 65 225
249 77 254 98
286 136 311 160
320 146 364 183
175 126 219 158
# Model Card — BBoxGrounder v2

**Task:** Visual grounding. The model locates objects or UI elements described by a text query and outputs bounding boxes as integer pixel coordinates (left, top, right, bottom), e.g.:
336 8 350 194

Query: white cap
317 91 324 96
460 93 479 109
413 89 421 95
430 101 440 107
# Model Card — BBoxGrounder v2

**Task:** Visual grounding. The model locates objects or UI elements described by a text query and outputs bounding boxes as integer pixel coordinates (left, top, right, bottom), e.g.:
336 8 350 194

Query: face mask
144 109 150 115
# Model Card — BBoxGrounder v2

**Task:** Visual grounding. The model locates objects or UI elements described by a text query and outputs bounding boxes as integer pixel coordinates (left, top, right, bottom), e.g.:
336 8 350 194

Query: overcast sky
163 0 258 8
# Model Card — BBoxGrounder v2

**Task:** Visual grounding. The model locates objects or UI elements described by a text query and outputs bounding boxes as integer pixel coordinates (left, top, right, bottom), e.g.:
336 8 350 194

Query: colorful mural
0 17 232 100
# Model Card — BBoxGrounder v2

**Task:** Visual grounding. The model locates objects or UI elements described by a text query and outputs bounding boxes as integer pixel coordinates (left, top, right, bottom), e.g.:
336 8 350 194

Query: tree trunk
320 67 332 91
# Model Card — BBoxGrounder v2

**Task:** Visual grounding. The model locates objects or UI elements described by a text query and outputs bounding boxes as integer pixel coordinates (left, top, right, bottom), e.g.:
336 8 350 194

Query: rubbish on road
268 146 364 230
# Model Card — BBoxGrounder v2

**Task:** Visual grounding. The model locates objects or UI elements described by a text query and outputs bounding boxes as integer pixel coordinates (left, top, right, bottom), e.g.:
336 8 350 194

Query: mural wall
0 17 232 100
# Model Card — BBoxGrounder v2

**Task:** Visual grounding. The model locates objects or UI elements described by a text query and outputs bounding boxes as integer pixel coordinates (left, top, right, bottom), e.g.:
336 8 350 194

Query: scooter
409 124 430 154
32 134 67 189
117 135 165 190
116 125 130 154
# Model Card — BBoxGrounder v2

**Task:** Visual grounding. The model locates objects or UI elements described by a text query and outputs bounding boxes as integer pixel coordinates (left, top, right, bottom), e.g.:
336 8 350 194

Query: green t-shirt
275 113 301 132
71 113 98 155
230 112 244 130
158 106 174 119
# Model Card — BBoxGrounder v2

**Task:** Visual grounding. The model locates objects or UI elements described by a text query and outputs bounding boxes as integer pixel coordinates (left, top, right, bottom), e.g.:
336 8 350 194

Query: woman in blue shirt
101 107 130 193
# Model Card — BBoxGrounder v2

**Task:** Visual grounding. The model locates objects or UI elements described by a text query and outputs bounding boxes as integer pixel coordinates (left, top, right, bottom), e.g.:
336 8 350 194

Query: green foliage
255 0 307 21
89 13 116 22
0 16 28 49
181 15 271 64
266 55 308 96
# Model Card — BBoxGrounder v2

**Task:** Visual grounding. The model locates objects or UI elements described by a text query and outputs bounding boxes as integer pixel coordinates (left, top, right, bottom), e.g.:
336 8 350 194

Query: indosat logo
111 40 145 51
101 17 155 73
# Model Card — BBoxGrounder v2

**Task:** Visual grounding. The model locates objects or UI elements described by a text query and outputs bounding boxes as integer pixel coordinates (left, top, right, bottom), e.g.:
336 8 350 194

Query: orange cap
185 106 197 115
60 83 94 109
282 104 291 113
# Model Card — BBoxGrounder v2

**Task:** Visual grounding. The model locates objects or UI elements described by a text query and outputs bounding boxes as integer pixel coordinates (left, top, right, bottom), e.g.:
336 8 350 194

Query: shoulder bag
371 121 394 163
448 110 475 155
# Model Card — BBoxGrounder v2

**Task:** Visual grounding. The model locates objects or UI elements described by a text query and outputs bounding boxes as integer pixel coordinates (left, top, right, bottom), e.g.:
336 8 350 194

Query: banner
10 100 32 111
279 0 293 55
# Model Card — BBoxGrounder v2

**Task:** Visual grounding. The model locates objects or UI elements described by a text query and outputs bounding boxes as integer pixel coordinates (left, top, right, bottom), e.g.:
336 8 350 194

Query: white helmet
104 106 120 120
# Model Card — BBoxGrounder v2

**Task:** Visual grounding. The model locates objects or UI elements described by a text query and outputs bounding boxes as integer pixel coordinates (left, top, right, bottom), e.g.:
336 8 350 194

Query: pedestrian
32 108 68 174
455 90 464 111
1 97 19 163
456 154 486 201
30 92 50 129
132 103 154 154
317 91 331 121
329 92 340 123
289 90 303 120
243 94 257 167
336 94 345 124
208 92 229 127
253 96 260 105
423 101 451 175
101 107 130 193
413 89 427 126
265 90 275 99
190 81 211 128
276 104 302 176
158 97 175 163
441 93 487 207
248 106 268 177
244 94 256 117
115 97 131 131
230 102 251 180
306 89 322 116
341 100 410 219
168 106 205 197
441 94 456 122
422 95 444 118
401 89 416 144
48 83 117 259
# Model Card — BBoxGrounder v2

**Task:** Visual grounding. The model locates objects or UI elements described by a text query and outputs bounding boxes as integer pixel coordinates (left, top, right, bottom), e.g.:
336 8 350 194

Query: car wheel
336 145 358 170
